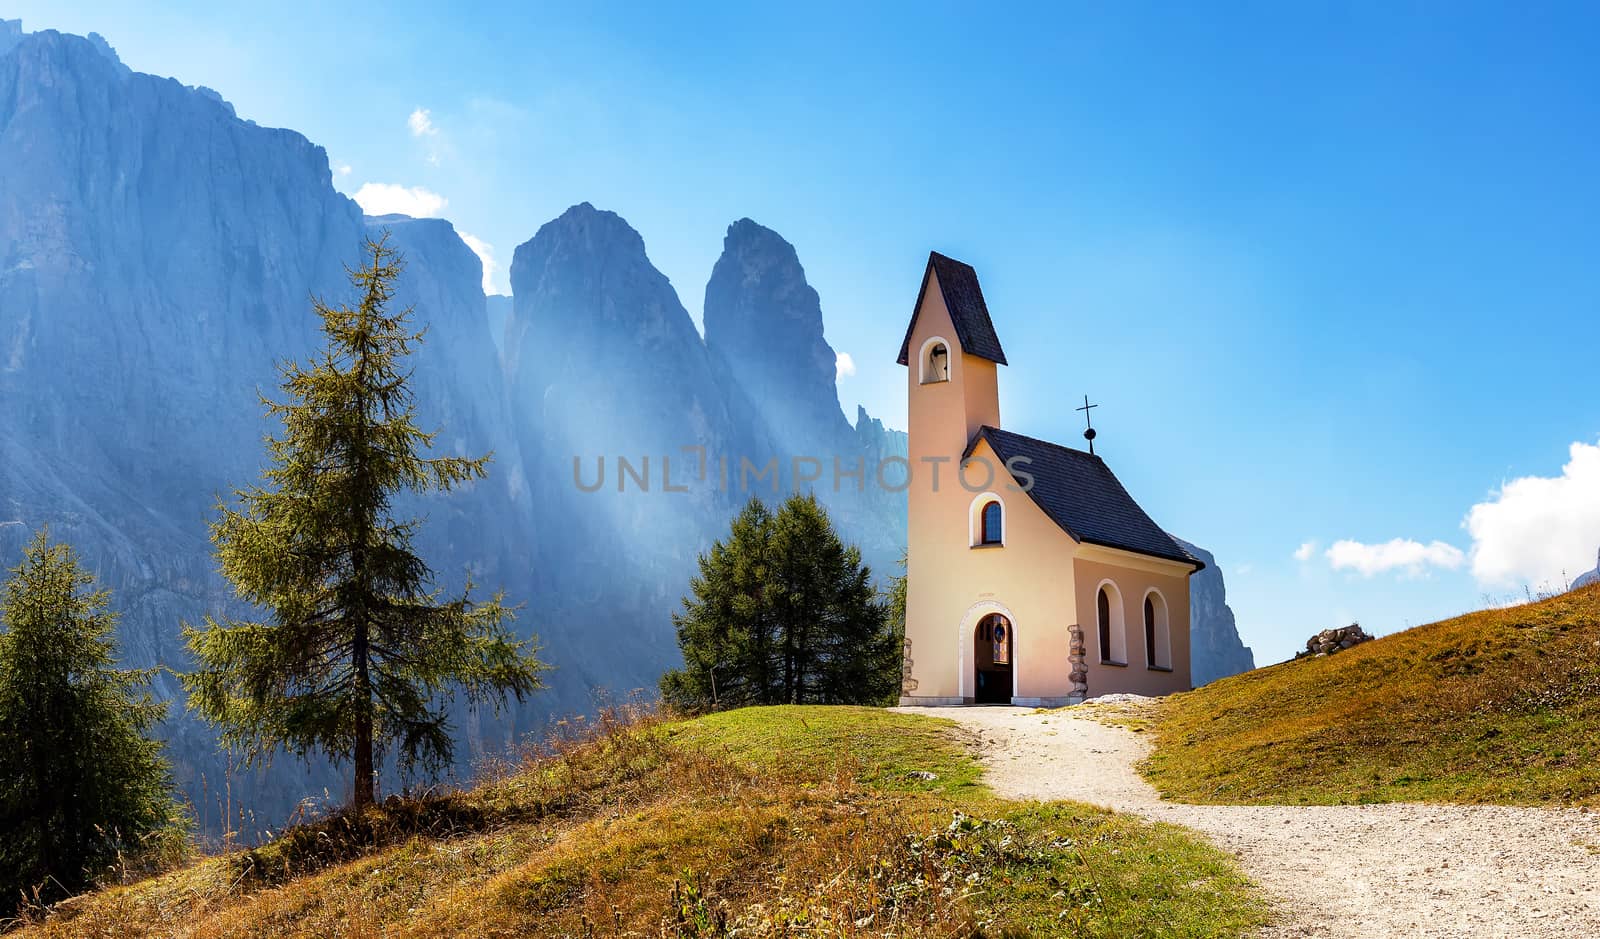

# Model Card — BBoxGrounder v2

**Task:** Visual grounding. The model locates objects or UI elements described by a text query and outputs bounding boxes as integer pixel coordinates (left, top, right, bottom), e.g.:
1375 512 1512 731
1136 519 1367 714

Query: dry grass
1139 584 1600 805
13 703 1265 938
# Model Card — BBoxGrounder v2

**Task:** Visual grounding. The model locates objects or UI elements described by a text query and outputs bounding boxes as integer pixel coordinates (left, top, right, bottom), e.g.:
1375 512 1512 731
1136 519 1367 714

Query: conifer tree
0 529 180 908
661 494 897 711
183 235 545 807
660 498 774 710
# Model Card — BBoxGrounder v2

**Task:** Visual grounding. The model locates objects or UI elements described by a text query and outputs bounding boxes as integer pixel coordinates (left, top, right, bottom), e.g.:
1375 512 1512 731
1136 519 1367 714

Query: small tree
0 529 180 909
661 494 897 711
886 553 908 702
184 235 545 807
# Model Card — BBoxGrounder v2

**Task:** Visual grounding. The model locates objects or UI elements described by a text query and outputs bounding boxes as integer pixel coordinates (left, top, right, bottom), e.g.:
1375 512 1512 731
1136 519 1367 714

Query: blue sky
13 1 1600 665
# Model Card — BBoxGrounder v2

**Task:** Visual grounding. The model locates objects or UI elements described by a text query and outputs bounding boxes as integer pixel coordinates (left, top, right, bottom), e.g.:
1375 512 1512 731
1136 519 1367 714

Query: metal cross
1076 395 1099 455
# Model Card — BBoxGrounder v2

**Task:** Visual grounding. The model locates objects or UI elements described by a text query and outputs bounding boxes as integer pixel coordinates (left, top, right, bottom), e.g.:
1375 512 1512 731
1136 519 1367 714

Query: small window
980 501 1002 545
922 341 949 383
1096 582 1127 665
1144 597 1157 667
1098 589 1112 660
1144 591 1171 670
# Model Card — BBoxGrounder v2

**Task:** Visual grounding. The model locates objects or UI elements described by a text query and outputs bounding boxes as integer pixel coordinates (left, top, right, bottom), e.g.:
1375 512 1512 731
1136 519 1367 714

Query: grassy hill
1135 584 1600 806
15 705 1263 938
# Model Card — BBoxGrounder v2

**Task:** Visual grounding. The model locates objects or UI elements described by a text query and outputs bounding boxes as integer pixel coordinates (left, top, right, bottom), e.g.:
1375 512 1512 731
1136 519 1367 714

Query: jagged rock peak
363 214 486 330
854 405 908 458
509 203 685 325
703 217 845 447
0 19 23 59
85 31 129 72
366 212 468 242
522 202 648 263
8 23 238 118
2 23 128 75
855 405 881 433
506 203 703 361
705 218 826 345
1172 537 1256 685
722 217 805 274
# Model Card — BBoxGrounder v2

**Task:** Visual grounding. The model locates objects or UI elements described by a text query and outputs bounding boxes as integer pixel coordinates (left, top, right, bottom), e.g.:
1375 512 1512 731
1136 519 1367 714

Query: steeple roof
896 252 1008 366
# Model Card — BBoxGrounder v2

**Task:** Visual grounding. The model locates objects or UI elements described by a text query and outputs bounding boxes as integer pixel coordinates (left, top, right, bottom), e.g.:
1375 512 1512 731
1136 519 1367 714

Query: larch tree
0 529 180 909
183 235 545 808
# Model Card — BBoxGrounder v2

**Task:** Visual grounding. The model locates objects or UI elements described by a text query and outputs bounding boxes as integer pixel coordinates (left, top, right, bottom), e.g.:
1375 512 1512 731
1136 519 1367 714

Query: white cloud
335 163 352 177
1325 538 1465 578
351 183 448 219
1465 440 1600 589
1293 541 1317 562
458 232 500 295
835 352 857 380
408 107 438 137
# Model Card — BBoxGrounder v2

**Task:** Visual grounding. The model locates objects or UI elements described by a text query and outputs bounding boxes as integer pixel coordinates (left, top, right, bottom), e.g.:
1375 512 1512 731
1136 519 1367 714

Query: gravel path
900 705 1600 938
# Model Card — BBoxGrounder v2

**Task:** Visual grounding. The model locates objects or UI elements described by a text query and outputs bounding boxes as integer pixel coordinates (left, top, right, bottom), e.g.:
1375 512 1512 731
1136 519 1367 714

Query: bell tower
897 252 1007 703
899 253 1005 462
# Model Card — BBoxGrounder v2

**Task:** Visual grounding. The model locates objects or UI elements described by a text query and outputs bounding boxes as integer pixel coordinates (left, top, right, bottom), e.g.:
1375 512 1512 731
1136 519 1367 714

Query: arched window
1096 582 1127 665
1097 589 1111 660
980 501 1002 545
1144 597 1156 666
920 339 950 384
967 492 1005 548
1144 591 1171 670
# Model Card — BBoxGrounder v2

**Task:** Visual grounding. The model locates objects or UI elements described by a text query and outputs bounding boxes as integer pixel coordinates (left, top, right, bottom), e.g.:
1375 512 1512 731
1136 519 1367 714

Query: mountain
1572 549 1599 590
1173 538 1256 685
0 25 521 820
502 203 771 703
701 218 907 571
704 219 851 451
485 293 513 359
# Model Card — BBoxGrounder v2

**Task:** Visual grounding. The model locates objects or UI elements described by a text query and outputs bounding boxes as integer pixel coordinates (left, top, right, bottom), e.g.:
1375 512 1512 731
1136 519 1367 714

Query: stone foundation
1011 696 1072 708
897 695 965 706
1067 624 1088 704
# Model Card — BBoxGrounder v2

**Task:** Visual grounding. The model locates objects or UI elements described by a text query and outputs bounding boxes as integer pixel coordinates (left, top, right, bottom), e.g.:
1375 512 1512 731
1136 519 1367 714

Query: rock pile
1296 623 1374 659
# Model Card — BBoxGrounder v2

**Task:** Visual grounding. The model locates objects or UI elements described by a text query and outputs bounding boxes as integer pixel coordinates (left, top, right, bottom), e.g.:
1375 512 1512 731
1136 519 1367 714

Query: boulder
1296 623 1374 660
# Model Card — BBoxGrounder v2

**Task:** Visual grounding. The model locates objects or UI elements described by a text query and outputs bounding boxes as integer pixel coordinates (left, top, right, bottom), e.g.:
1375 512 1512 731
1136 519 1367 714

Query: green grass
668 704 987 797
1137 584 1600 806
19 704 1266 938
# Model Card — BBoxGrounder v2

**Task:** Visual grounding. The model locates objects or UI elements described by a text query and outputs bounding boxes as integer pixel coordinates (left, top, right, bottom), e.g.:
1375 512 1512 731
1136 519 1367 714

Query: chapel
896 252 1202 706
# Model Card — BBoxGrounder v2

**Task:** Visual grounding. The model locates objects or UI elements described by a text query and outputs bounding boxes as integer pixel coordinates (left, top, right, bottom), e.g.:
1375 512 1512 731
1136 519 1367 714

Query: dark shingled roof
965 426 1203 570
897 252 1008 366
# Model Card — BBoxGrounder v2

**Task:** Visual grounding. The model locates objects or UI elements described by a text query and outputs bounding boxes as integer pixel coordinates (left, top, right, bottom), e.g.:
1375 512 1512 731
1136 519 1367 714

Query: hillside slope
15 706 1263 938
1138 585 1600 806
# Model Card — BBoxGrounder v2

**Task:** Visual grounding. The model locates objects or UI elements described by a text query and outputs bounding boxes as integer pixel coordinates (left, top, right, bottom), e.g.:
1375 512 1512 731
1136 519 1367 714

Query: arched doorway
972 613 1013 704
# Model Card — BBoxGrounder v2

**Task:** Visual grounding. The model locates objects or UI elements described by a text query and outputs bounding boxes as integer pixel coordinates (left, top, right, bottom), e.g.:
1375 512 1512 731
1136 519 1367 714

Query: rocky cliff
0 27 358 817
0 26 519 822
485 294 513 360
502 203 774 704
1173 538 1257 685
704 219 850 451
701 220 907 571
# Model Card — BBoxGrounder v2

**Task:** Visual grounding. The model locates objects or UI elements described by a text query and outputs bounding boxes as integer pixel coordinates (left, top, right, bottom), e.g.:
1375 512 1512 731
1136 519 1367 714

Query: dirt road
903 706 1600 938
